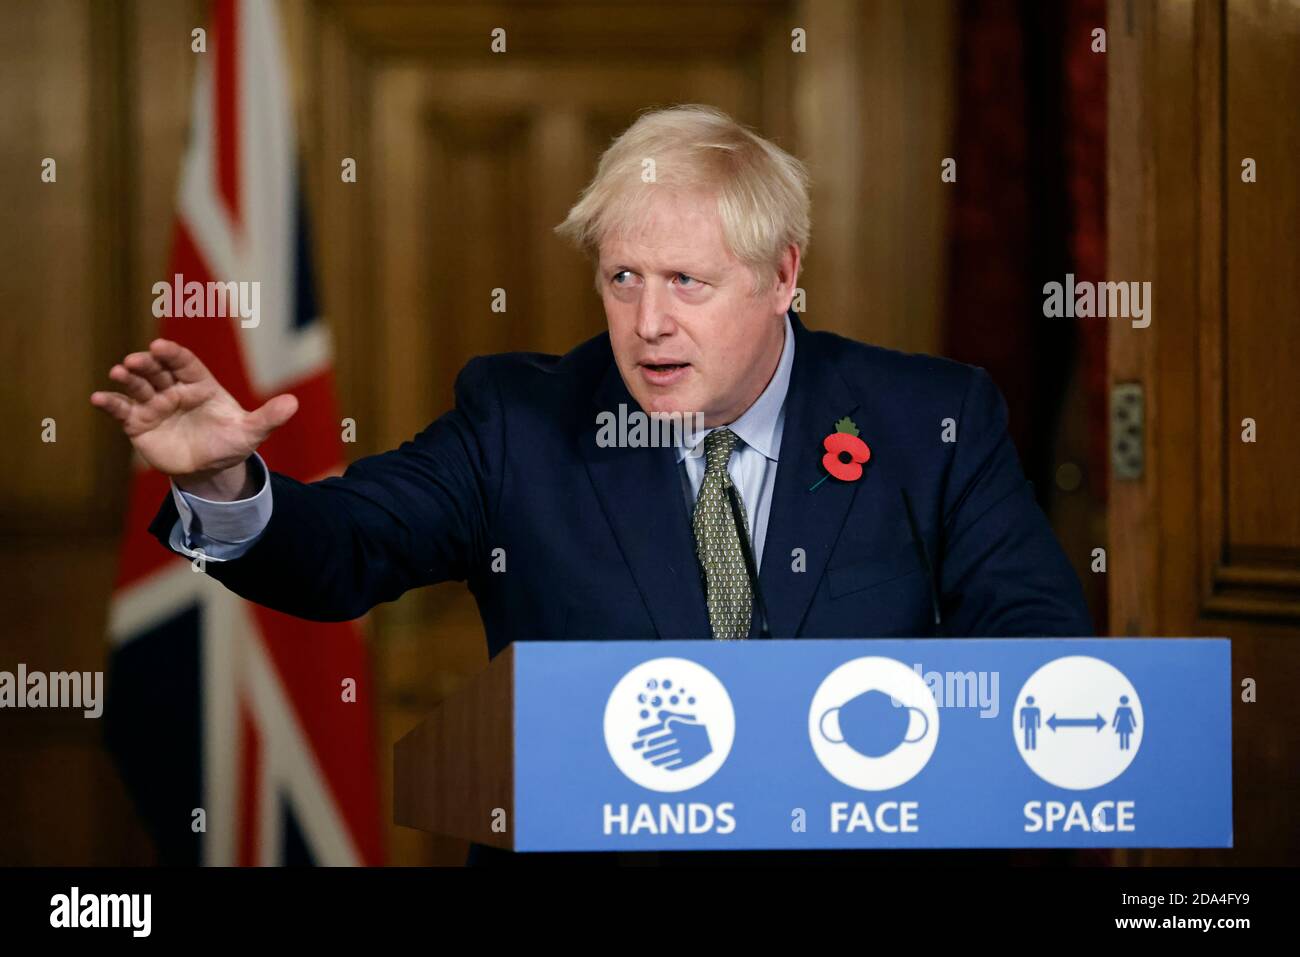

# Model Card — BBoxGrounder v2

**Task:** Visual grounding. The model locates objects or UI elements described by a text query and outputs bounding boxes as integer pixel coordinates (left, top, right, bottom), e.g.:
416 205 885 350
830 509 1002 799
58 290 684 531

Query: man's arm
937 367 1093 637
147 357 504 621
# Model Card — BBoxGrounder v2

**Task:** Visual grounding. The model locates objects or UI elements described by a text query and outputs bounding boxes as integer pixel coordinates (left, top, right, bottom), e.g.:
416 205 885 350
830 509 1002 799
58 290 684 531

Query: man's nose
634 280 675 340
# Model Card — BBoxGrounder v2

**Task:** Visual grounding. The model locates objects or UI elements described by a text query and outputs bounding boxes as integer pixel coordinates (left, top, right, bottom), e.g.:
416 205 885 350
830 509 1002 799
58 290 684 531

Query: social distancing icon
1013 656 1143 790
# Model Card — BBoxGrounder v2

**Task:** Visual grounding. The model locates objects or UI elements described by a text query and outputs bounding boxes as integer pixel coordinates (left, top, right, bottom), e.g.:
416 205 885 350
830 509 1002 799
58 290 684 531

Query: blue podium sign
512 639 1231 851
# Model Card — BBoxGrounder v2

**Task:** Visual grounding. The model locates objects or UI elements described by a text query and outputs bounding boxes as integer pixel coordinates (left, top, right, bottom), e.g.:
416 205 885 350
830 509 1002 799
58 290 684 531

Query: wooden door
1108 0 1300 865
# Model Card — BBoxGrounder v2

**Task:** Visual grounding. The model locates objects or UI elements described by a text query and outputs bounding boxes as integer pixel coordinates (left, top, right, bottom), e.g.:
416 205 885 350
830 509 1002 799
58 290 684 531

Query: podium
395 638 1232 852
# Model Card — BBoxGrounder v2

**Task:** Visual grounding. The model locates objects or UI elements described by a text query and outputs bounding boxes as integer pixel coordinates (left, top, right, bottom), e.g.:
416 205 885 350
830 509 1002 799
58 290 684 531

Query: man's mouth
638 361 691 385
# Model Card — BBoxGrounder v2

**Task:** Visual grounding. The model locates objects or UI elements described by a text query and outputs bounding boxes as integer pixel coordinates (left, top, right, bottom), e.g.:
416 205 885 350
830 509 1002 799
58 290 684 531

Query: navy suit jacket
149 311 1091 648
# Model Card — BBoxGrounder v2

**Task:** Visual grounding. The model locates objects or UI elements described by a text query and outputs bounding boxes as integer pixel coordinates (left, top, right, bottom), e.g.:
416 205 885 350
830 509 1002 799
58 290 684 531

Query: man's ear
774 242 801 310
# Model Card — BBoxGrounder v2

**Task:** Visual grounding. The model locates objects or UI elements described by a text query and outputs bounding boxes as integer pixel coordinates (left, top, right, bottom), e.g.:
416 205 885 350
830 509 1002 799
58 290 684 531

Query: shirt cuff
170 452 273 547
167 517 259 563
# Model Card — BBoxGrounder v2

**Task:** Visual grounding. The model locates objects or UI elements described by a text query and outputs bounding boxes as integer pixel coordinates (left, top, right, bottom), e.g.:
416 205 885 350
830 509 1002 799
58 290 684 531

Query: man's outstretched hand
90 339 298 500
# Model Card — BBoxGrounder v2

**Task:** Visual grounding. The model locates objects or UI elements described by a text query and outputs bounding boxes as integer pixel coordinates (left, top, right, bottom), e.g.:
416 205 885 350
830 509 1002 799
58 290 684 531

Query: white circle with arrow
1012 655 1143 790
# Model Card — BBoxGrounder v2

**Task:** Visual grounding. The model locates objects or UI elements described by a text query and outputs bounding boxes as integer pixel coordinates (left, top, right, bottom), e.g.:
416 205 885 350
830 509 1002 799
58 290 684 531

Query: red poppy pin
809 416 871 491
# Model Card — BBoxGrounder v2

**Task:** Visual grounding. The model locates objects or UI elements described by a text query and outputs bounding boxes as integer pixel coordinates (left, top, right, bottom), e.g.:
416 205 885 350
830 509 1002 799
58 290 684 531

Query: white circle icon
604 657 735 792
1013 656 1143 790
808 657 939 791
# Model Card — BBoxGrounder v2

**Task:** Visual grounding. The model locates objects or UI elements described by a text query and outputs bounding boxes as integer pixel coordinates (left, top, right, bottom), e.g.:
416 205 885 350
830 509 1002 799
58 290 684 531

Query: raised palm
90 339 297 482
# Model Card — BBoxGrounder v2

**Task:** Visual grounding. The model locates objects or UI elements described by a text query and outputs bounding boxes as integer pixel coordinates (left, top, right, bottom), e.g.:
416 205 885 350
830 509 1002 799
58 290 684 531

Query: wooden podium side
393 644 515 848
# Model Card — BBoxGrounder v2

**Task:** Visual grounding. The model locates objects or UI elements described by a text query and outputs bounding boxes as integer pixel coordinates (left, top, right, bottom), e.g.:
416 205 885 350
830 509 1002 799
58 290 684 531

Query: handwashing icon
819 689 930 758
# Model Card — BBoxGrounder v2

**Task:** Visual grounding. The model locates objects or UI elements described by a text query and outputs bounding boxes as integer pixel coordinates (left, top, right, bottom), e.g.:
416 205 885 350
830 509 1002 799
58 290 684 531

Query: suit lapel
759 314 864 638
580 361 711 640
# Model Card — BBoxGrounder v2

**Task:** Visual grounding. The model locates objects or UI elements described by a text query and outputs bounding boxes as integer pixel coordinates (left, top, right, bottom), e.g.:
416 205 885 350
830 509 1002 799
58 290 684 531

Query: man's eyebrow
671 263 724 279
599 261 720 277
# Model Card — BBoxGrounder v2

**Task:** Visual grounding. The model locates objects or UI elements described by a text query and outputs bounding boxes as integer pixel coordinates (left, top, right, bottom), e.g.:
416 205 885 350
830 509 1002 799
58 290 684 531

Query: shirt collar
676 312 795 464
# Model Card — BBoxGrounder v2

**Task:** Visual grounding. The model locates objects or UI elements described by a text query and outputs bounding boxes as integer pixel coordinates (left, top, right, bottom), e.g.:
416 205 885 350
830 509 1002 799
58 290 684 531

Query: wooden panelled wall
0 0 954 865
1108 0 1300 864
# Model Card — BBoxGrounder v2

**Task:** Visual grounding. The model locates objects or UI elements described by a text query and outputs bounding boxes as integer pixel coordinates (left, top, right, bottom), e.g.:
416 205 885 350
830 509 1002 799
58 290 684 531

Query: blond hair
555 104 810 295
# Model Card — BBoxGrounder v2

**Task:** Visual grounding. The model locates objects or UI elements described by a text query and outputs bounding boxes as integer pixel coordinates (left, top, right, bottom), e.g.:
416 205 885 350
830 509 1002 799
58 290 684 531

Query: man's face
598 189 796 427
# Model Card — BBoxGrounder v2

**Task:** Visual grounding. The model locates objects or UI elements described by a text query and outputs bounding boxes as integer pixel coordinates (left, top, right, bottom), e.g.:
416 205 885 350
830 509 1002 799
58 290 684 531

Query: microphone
724 480 772 639
900 487 944 636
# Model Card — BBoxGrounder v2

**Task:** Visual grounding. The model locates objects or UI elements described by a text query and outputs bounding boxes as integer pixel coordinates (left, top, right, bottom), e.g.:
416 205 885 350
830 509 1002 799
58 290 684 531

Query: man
92 105 1091 866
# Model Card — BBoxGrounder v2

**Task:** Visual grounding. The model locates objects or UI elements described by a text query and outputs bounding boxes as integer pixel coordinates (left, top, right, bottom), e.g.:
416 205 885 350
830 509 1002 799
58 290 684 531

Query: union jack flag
104 0 383 866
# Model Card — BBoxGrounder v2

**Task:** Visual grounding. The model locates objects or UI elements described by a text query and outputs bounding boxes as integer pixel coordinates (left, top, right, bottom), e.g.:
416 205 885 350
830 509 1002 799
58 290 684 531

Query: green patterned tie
692 428 753 640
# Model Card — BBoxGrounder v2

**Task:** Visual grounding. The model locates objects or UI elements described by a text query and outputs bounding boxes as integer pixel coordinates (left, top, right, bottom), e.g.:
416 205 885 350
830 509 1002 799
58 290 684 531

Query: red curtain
944 0 1107 507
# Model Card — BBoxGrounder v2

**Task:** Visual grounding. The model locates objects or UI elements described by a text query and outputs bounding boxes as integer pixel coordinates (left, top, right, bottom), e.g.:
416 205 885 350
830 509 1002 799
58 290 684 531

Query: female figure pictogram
1112 695 1138 750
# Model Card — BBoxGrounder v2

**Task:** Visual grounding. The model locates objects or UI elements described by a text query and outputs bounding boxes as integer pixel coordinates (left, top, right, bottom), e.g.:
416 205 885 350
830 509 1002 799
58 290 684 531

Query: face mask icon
819 689 930 758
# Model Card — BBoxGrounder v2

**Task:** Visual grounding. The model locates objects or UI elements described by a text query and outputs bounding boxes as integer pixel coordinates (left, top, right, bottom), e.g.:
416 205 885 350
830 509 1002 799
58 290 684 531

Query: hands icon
631 709 713 770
